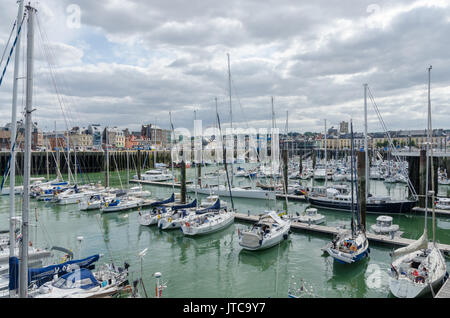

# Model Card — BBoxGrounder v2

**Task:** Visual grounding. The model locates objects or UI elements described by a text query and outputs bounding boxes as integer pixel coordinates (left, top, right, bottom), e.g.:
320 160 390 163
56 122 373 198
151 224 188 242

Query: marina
0 0 449 302
1 166 449 298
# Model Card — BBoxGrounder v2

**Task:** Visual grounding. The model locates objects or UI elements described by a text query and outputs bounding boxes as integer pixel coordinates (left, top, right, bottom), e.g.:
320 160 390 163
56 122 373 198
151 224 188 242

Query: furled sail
392 229 428 258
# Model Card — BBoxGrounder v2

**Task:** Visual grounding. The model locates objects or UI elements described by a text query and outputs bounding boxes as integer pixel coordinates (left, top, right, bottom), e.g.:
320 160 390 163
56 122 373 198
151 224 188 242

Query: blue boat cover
50 181 69 186
195 199 221 215
55 268 100 290
9 254 100 290
172 199 197 211
108 199 120 207
149 193 175 207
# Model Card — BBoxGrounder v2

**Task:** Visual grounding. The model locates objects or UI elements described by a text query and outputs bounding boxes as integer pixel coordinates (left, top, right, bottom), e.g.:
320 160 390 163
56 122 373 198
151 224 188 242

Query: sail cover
149 193 175 207
172 199 197 211
196 199 221 215
9 254 100 290
392 230 428 258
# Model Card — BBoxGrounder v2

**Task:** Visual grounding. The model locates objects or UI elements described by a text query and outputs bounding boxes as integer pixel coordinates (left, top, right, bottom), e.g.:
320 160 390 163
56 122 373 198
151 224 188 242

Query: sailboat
325 122 370 264
238 211 290 251
389 66 447 298
239 98 291 251
307 85 417 214
180 198 235 236
138 193 190 226
180 96 236 237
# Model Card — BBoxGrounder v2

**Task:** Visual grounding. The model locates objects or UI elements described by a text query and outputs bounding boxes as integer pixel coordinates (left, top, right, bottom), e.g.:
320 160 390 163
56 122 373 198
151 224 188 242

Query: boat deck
235 213 450 254
436 277 450 298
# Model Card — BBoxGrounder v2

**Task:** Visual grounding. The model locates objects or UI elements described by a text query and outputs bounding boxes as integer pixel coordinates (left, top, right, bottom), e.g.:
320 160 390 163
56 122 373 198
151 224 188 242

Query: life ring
185 222 190 227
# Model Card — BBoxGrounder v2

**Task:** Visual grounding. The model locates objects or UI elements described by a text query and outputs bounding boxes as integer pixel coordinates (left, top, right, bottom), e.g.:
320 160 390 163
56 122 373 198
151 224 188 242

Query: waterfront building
87 124 103 150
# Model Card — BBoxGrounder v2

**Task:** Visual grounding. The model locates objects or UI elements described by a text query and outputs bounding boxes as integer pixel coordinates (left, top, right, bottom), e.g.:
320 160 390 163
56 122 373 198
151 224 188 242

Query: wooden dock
412 207 450 217
436 278 450 298
235 213 450 254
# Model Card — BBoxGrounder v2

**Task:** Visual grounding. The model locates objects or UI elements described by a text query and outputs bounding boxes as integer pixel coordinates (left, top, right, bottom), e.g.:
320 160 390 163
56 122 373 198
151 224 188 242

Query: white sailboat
389 66 447 298
325 121 370 264
238 211 291 251
180 199 235 236
29 265 129 298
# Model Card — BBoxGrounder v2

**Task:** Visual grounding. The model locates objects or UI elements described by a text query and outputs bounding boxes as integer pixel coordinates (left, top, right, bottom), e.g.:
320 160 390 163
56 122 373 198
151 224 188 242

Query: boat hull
239 226 290 251
181 213 235 236
308 197 416 214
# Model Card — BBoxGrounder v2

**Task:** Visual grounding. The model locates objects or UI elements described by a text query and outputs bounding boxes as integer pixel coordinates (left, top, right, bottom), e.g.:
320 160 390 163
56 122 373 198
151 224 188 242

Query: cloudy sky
0 0 449 134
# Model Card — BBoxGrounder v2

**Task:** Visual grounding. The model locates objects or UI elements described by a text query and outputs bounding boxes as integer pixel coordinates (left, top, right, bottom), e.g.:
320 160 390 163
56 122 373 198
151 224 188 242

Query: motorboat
435 198 450 210
296 208 325 225
187 184 275 200
127 185 151 198
134 169 174 182
370 215 400 235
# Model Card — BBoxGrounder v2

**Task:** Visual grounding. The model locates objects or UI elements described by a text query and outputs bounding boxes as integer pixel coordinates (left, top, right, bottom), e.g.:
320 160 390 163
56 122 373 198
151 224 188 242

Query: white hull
158 212 193 230
297 215 326 225
1 186 23 195
389 246 447 298
101 199 143 213
139 212 165 226
181 212 235 236
188 186 275 200
57 193 91 205
79 200 103 210
239 224 290 251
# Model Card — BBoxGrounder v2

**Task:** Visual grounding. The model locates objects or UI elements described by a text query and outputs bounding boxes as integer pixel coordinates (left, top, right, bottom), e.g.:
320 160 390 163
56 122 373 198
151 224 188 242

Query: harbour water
1 164 449 298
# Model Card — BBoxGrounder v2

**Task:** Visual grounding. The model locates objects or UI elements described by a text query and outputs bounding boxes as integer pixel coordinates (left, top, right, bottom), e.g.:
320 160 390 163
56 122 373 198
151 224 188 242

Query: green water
1 164 449 298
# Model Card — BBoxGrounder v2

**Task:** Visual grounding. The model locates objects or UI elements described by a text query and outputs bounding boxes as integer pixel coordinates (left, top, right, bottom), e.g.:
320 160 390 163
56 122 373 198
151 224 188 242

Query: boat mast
227 53 234 187
324 119 327 187
350 120 355 236
194 110 198 207
19 4 36 298
169 111 175 193
9 0 24 292
364 83 369 199
423 67 431 235
427 65 437 244
67 131 71 184
271 96 275 184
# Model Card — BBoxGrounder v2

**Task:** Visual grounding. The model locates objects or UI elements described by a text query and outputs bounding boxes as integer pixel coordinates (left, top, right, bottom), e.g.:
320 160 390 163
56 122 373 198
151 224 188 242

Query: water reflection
324 256 370 297
238 240 291 272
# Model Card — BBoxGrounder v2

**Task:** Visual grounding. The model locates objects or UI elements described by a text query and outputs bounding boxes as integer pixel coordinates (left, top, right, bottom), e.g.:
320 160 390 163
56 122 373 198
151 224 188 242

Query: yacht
296 208 326 225
134 169 174 182
370 215 400 235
